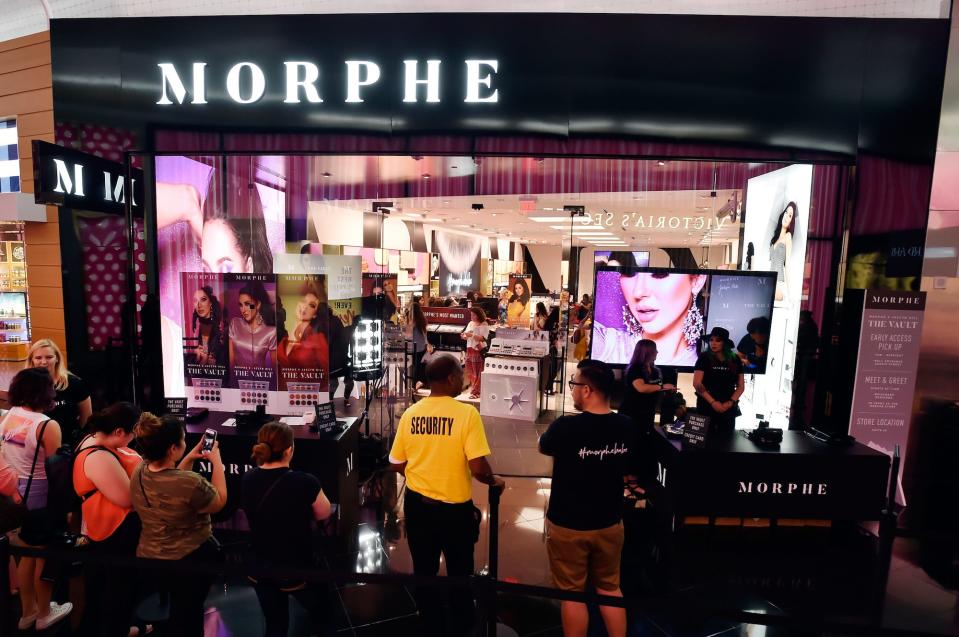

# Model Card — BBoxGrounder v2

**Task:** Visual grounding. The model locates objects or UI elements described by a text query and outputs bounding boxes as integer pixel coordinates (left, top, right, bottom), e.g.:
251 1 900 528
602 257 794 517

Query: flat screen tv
589 266 776 371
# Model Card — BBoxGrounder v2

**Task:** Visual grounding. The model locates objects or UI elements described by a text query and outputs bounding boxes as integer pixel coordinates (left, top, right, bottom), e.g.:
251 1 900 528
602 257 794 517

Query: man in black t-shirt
539 359 629 637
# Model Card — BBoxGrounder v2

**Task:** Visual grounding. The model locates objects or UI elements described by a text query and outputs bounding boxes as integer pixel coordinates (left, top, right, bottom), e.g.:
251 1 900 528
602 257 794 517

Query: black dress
693 352 743 434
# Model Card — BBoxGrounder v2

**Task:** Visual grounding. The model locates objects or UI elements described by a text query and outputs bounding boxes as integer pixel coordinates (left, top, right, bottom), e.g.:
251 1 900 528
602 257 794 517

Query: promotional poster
740 164 813 427
224 273 278 398
849 290 926 504
276 274 330 400
436 231 483 296
157 155 286 397
507 275 533 327
180 272 229 392
361 272 400 323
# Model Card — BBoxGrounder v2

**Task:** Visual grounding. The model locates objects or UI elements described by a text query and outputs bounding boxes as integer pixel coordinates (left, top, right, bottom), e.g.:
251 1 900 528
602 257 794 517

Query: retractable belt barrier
3 462 930 637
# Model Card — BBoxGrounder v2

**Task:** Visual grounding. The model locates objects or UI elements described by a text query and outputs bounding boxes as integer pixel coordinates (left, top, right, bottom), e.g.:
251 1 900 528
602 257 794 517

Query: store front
44 12 945 508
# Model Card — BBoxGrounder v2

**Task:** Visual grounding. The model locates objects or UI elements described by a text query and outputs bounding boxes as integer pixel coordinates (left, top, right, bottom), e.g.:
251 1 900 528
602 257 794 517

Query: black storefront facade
42 13 947 523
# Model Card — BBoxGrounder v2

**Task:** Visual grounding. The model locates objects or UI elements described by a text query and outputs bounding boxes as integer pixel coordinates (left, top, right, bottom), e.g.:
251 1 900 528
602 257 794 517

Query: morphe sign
32 141 143 216
156 60 500 106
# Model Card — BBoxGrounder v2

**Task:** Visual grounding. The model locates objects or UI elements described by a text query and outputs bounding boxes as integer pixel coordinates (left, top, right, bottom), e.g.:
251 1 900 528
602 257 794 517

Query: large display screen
590 266 776 370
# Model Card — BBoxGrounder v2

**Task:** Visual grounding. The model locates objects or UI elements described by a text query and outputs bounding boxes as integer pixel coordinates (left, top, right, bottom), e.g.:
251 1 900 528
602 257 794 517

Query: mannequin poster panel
507 275 532 327
276 274 330 393
180 273 229 392
225 273 278 392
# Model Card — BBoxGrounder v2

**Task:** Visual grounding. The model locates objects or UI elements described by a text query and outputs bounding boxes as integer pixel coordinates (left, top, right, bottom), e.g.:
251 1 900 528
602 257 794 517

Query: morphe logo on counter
156 59 500 106
738 481 828 496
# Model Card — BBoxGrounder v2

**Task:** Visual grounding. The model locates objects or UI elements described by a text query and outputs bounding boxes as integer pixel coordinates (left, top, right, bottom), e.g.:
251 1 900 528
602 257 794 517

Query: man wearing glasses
539 359 631 637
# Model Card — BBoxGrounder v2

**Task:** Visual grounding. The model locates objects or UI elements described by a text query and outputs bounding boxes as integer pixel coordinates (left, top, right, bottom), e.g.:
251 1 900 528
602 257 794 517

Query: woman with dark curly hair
187 285 226 366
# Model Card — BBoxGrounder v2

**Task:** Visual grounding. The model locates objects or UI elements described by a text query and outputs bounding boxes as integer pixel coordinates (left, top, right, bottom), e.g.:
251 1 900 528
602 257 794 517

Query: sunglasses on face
240 301 257 309
568 380 589 390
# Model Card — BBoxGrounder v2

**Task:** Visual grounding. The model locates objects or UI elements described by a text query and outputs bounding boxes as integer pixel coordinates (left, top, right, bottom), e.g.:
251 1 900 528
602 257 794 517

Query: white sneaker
17 610 38 629
36 602 73 630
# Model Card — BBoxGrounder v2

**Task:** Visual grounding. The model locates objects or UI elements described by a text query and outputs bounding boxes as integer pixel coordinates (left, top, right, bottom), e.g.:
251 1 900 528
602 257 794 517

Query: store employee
389 356 505 636
693 327 745 434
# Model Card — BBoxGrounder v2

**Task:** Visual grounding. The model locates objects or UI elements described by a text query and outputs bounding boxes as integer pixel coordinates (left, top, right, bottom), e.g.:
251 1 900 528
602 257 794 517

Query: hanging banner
849 290 926 504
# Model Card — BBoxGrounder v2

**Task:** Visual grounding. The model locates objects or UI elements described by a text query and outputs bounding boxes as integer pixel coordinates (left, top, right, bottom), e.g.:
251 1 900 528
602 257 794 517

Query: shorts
546 521 624 592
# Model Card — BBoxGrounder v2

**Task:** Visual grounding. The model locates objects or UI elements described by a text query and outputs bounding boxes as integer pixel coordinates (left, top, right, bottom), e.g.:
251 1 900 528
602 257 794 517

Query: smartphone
201 428 217 453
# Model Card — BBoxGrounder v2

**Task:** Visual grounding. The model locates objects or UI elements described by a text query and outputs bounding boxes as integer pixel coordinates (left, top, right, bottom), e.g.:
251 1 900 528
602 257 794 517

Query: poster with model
436 231 483 296
274 274 330 414
181 273 229 397
740 164 813 427
362 273 400 323
155 155 285 398
507 275 532 327
225 273 278 398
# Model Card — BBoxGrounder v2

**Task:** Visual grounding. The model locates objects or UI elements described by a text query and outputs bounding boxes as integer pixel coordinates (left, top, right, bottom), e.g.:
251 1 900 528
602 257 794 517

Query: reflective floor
6 389 959 636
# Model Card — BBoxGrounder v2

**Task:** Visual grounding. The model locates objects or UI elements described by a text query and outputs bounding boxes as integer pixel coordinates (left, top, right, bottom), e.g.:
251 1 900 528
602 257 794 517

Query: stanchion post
873 444 902 624
487 483 502 637
0 535 10 631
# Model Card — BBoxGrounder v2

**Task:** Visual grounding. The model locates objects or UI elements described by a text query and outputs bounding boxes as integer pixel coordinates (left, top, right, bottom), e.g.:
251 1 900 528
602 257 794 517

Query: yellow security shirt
389 396 492 503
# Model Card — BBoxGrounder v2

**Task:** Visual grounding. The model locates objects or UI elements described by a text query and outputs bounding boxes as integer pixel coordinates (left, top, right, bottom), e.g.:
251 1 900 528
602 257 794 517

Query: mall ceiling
3 0 947 44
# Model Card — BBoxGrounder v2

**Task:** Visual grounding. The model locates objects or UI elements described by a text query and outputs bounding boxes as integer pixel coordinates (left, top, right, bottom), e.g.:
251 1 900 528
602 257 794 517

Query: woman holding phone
130 415 227 637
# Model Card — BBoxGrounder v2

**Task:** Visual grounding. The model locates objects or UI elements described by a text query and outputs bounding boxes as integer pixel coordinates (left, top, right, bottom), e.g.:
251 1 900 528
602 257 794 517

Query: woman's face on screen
297 293 320 322
194 290 212 318
619 273 699 336
202 219 250 274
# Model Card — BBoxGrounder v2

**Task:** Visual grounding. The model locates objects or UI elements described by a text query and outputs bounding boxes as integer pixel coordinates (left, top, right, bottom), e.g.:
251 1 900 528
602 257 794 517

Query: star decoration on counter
505 388 529 412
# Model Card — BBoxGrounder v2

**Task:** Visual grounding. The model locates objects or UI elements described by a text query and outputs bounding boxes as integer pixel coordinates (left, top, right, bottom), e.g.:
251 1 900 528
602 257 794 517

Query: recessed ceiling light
529 216 568 223
322 171 332 178
422 174 431 179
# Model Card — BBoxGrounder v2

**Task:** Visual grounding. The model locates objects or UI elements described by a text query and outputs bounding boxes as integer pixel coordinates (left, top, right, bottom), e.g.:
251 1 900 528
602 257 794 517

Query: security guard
389 355 505 636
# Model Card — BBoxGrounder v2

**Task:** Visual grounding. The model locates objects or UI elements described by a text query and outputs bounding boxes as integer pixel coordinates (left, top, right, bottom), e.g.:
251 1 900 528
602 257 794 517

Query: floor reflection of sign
683 412 710 449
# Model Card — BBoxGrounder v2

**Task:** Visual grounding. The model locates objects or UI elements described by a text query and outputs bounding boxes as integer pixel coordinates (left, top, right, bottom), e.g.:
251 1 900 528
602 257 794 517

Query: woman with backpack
242 421 333 637
73 402 151 637
1 367 73 630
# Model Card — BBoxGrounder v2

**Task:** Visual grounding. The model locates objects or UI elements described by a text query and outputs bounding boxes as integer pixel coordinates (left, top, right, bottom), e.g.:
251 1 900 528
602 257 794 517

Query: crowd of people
1 305 753 637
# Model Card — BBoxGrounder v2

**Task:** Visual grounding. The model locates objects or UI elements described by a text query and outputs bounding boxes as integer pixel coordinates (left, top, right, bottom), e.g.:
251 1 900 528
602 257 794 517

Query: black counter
185 412 359 539
652 428 890 521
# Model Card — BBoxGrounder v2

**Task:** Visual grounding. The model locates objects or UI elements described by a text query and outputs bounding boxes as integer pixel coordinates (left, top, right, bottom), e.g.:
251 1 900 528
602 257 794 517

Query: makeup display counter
185 413 359 540
651 428 890 523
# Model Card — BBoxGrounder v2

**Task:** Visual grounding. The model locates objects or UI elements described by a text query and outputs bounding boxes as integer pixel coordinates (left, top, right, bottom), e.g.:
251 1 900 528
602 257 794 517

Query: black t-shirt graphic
242 467 322 566
694 352 742 404
539 411 631 531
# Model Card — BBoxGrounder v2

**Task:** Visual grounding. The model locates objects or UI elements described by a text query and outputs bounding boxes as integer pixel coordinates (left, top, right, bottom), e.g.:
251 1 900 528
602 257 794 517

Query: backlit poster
739 164 813 427
181 273 229 404
436 231 482 296
276 274 330 411
225 273 278 400
507 275 532 327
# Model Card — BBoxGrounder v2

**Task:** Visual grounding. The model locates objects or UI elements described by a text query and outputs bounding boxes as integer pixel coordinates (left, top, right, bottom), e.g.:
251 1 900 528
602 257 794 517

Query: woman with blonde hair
26 339 91 446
